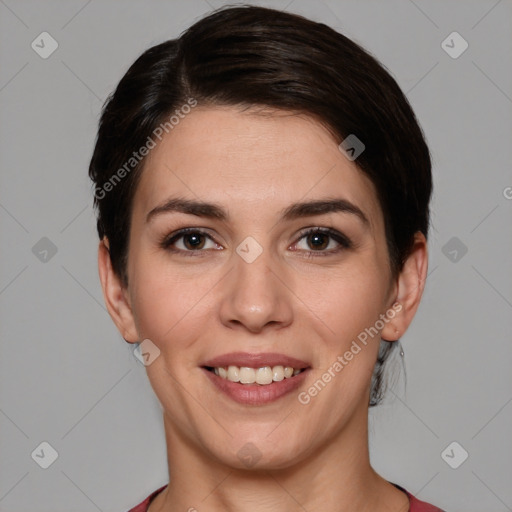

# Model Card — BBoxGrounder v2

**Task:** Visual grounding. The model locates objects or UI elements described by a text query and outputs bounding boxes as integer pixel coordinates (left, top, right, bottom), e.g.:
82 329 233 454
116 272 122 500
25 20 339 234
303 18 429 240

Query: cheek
296 268 386 416
128 254 218 348
296 262 388 346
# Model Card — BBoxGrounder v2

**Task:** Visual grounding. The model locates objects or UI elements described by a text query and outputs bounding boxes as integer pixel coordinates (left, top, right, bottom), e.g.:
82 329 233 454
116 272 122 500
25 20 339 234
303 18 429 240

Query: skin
98 106 428 512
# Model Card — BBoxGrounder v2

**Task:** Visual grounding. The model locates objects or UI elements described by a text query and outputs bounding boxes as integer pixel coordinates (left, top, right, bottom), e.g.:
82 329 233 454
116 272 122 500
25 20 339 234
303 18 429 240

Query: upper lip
202 352 310 369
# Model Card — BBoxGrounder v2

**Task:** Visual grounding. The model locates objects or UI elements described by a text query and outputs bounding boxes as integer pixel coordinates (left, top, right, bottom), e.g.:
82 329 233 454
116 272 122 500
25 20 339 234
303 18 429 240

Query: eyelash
159 227 352 258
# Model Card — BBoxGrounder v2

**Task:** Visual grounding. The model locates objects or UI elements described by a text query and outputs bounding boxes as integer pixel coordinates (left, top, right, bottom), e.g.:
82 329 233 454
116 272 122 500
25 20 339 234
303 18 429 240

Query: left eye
292 228 351 255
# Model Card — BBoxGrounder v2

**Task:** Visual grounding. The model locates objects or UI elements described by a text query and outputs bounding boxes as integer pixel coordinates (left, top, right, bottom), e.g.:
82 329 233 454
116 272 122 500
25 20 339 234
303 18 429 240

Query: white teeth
227 365 240 382
256 367 273 385
211 364 304 385
284 366 294 378
272 365 284 381
239 367 256 384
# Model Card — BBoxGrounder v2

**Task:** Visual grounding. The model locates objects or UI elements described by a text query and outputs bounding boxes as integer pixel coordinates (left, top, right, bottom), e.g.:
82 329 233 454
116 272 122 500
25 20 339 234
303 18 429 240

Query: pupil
309 233 327 250
185 234 204 250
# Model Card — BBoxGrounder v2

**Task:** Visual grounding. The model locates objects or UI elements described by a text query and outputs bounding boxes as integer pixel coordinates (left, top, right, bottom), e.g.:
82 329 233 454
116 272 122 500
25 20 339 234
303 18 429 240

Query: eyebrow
146 197 369 226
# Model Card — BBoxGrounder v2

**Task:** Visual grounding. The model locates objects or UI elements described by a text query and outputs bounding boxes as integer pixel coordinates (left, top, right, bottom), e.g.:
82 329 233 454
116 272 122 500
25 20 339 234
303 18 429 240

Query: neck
149 406 408 512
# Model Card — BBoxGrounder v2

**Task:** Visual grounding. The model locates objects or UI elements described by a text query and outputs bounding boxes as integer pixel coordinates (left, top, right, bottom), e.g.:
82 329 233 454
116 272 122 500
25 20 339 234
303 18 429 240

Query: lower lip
202 367 310 405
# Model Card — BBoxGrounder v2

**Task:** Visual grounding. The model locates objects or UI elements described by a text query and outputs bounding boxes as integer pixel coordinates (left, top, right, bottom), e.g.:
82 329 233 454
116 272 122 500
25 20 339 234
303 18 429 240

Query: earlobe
97 238 139 343
381 231 428 342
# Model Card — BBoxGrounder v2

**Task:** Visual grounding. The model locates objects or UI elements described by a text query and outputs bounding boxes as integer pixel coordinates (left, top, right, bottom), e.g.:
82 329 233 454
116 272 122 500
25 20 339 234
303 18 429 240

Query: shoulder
126 485 168 512
394 483 447 512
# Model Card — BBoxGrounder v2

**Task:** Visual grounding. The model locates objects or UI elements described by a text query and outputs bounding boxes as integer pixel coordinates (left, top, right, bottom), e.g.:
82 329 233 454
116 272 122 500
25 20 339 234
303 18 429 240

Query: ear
98 238 139 343
381 231 428 342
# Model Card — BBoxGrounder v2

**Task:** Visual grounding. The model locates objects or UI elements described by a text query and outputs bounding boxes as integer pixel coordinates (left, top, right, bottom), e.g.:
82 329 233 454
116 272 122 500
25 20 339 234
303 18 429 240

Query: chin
206 433 309 472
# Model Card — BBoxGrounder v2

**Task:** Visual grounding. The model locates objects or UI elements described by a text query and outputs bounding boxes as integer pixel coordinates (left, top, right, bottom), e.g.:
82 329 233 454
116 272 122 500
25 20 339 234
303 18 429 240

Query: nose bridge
232 231 274 275
219 235 293 332
233 237 277 306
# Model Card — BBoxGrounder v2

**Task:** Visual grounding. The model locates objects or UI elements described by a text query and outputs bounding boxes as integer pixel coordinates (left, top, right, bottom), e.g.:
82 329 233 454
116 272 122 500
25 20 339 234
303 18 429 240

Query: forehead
133 106 382 231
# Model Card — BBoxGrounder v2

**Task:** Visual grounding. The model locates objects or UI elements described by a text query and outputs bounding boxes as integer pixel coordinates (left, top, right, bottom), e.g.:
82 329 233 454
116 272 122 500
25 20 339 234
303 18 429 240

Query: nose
218 244 294 334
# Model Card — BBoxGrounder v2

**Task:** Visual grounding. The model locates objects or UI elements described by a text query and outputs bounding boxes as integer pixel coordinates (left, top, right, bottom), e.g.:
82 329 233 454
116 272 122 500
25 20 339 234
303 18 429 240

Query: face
104 106 420 470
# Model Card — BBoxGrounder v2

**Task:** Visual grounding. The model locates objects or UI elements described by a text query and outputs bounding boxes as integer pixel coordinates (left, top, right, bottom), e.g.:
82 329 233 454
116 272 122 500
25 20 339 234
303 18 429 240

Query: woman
89 5 444 511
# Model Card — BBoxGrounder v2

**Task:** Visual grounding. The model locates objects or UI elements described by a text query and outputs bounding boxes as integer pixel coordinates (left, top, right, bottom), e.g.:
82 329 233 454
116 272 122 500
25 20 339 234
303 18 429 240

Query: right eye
160 228 222 256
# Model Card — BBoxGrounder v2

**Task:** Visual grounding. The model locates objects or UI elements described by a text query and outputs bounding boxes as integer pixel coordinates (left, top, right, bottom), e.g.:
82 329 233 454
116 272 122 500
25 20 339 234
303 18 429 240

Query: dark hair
89 5 432 406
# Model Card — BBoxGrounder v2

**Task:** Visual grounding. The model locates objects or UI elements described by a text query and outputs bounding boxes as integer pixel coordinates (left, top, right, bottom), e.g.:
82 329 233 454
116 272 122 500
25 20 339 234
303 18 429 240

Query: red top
127 483 445 511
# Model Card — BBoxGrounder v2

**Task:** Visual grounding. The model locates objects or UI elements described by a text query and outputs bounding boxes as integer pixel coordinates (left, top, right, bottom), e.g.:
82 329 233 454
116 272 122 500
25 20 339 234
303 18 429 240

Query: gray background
1 0 511 511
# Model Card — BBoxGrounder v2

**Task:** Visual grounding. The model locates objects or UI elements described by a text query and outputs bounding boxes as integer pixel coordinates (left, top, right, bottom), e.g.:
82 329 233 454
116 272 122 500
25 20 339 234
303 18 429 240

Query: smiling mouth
204 365 307 385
